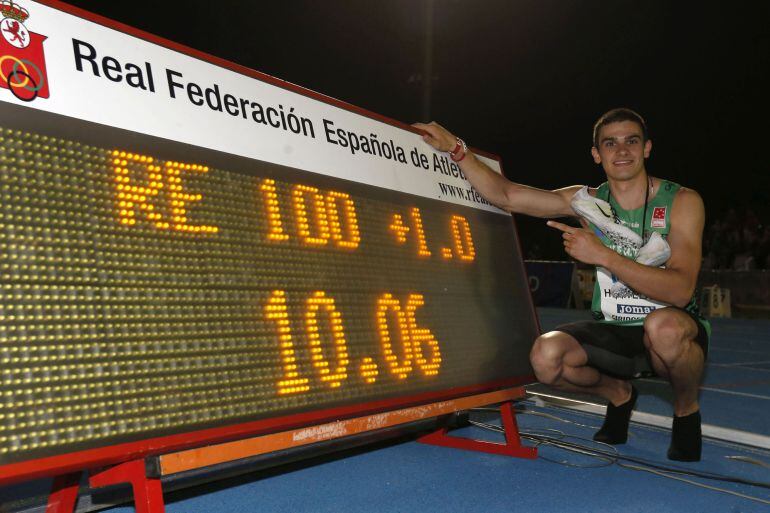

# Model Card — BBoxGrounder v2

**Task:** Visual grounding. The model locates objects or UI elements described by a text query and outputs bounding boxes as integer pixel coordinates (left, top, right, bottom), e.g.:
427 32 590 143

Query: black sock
668 410 702 462
594 385 638 445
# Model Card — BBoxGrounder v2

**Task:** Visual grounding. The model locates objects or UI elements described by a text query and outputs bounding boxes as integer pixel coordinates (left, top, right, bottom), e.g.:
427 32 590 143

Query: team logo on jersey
0 1 49 101
651 206 666 228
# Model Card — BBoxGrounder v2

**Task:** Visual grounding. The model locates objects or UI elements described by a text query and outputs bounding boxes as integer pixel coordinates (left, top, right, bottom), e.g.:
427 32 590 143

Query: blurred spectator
754 226 770 270
703 206 768 270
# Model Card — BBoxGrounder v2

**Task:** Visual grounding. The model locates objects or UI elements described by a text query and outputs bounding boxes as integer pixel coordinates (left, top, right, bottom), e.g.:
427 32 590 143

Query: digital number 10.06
265 290 442 395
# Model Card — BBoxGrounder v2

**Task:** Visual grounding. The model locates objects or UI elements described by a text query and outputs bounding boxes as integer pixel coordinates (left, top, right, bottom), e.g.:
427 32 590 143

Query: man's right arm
413 122 579 218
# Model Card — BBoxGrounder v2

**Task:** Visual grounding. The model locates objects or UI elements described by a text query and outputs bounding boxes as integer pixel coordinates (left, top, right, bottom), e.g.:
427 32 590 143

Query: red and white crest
0 1 49 101
651 206 666 228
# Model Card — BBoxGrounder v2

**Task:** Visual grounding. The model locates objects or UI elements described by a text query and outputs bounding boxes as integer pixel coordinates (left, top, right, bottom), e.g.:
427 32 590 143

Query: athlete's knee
644 309 690 362
530 332 570 384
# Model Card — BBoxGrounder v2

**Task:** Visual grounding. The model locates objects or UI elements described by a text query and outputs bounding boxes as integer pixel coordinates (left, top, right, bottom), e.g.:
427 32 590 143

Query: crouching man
415 108 708 461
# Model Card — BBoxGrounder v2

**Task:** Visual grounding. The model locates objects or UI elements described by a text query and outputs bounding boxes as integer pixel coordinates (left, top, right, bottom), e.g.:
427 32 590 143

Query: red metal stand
417 401 537 459
90 460 165 513
46 460 165 513
43 395 531 512
46 472 82 513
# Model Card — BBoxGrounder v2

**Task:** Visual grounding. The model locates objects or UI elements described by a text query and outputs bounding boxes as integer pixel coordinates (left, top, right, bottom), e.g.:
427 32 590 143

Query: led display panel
0 0 537 480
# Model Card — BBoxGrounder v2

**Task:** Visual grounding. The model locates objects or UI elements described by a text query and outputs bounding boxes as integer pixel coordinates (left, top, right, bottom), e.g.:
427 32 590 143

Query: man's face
591 121 651 181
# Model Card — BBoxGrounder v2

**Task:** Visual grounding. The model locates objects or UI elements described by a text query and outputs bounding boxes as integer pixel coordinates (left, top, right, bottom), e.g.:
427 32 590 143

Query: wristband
449 137 467 162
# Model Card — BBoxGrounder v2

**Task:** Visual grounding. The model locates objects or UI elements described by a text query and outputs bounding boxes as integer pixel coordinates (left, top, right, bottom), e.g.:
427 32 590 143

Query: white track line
709 347 770 355
528 391 770 450
638 378 770 401
710 365 770 374
699 386 770 401
710 360 770 367
708 362 770 374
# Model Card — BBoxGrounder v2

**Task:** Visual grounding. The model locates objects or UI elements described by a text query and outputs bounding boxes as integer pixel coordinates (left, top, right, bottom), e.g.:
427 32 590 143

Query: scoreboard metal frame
0 0 540 487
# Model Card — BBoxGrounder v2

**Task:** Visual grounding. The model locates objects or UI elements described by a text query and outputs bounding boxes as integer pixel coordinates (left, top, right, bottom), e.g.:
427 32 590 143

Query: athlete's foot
570 187 642 248
668 410 702 462
594 385 638 445
636 231 671 267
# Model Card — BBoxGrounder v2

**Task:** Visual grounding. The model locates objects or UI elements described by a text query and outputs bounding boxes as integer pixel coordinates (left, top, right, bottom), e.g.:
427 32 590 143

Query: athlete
414 108 708 461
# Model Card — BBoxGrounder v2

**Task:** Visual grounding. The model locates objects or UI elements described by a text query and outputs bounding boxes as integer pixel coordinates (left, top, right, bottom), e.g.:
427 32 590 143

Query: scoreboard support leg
46 472 81 513
89 459 165 513
46 460 165 513
417 401 537 459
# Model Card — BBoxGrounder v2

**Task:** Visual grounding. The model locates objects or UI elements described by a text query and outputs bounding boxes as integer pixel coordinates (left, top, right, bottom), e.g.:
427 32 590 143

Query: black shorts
555 308 709 380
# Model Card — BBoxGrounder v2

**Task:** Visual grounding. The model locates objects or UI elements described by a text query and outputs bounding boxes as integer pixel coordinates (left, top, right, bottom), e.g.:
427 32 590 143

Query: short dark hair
592 108 648 147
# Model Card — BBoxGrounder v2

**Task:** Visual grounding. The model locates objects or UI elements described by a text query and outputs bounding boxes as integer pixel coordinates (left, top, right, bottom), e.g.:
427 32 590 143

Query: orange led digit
305 291 349 388
293 184 330 245
375 293 413 379
112 150 163 227
165 161 219 234
359 356 379 384
450 215 476 262
405 294 441 376
266 290 310 395
325 191 360 249
259 178 289 241
389 213 410 243
410 207 432 257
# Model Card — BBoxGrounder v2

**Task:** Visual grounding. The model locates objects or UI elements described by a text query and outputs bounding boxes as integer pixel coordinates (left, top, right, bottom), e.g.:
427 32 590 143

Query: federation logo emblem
0 0 49 101
651 206 666 228
1 15 28 49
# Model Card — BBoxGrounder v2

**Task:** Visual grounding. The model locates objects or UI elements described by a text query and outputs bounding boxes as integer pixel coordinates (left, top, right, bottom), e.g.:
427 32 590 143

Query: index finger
546 220 573 233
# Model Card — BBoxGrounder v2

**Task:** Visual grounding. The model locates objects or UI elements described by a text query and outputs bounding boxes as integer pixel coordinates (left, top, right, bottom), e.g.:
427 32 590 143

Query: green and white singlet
587 179 708 333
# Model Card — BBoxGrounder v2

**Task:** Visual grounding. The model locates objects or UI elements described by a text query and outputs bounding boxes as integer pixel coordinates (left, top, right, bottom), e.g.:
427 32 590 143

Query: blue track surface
102 403 770 513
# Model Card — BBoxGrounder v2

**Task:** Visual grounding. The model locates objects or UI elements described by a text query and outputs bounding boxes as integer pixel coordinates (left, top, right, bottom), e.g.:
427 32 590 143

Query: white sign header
0 1 506 214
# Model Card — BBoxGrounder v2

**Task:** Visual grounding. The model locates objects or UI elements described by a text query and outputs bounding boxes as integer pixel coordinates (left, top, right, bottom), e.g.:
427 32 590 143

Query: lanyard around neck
606 176 651 240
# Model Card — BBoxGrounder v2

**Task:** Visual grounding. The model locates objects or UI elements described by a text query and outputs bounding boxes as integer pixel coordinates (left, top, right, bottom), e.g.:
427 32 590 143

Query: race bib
596 266 669 321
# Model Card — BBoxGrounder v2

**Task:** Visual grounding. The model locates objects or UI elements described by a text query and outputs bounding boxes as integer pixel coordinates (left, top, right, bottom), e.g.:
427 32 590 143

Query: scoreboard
0 1 538 482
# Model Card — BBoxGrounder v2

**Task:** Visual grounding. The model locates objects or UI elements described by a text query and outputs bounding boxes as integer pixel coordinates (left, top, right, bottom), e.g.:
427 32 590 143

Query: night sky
62 1 770 258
